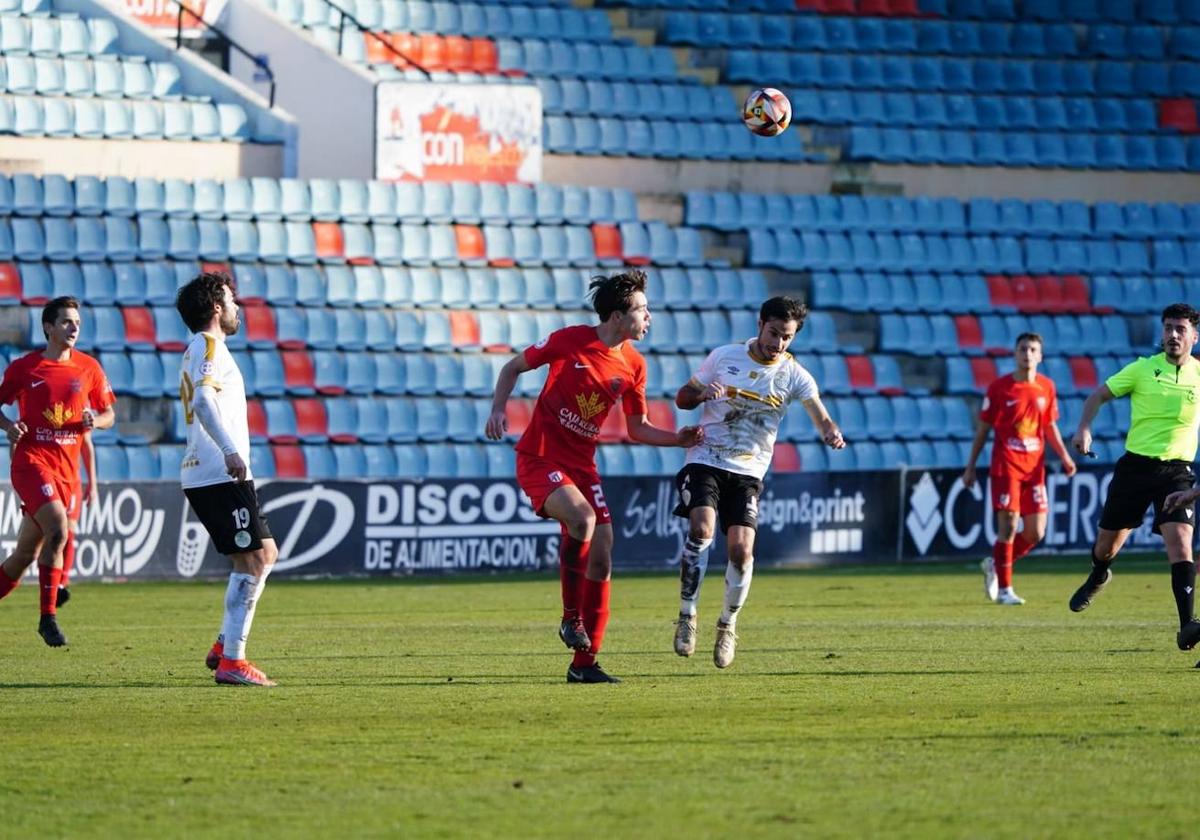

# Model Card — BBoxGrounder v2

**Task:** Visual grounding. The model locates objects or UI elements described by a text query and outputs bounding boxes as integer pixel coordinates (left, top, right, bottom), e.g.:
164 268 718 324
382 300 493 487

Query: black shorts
672 463 764 534
184 481 273 556
1099 452 1196 535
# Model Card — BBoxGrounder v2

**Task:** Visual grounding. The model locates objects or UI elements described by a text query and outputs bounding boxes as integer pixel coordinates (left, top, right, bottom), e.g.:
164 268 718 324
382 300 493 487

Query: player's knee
728 545 754 572
1025 525 1046 545
689 522 715 543
564 507 596 541
41 523 67 551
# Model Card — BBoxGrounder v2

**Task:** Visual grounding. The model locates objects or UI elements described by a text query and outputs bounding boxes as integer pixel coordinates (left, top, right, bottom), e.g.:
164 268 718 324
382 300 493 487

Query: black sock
1090 549 1113 577
1171 561 1195 628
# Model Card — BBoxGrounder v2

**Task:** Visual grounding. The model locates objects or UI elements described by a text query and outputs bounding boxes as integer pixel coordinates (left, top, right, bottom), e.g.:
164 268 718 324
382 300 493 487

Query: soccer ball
742 88 792 137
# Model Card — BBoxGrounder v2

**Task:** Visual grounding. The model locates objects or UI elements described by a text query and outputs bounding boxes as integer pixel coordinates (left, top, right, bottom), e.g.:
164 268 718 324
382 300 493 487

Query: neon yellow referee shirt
1105 352 1200 462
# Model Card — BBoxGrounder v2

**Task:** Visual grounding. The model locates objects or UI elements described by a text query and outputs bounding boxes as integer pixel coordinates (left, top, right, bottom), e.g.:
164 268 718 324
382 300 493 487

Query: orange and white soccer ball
742 88 792 137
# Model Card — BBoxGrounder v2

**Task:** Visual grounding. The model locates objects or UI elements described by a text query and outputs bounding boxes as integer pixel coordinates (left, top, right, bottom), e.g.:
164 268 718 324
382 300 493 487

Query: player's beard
220 311 240 335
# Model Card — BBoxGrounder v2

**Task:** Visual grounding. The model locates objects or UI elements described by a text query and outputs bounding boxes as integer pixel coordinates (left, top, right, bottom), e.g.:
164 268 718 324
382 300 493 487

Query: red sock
559 533 590 621
0 566 20 600
61 531 75 588
572 577 611 668
993 541 1014 589
1012 534 1035 562
38 566 62 616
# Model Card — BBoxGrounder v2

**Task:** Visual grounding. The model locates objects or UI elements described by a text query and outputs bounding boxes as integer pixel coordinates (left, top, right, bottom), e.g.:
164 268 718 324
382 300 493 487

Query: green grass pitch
1 556 1197 838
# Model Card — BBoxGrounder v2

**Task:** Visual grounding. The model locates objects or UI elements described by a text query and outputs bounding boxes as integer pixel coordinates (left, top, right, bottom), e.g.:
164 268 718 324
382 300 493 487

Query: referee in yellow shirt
1070 303 1200 653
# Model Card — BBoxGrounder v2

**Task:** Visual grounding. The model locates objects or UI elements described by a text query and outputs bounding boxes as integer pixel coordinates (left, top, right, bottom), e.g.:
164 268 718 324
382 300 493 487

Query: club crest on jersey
748 370 759 379
547 471 564 484
42 402 74 428
41 483 54 498
200 360 216 377
69 378 82 393
575 392 605 422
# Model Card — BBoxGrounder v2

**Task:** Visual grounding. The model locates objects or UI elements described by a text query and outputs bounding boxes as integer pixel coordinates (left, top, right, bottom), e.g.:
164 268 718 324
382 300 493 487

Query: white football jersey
685 340 818 479
179 332 252 489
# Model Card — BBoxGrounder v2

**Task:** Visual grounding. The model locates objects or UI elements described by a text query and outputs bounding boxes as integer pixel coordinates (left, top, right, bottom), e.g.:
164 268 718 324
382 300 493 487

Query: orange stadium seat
0 262 21 304
293 398 329 442
443 36 471 72
271 445 307 479
123 306 156 350
772 443 801 473
846 355 876 391
418 34 446 72
591 224 622 265
1069 357 1099 391
505 398 533 438
448 311 481 349
281 350 316 394
455 224 486 264
312 222 345 262
470 38 499 75
242 304 277 348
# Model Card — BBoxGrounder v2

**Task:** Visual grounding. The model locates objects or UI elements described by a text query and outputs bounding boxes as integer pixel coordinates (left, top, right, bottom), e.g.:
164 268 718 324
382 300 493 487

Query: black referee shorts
672 463 764 534
1099 452 1196 535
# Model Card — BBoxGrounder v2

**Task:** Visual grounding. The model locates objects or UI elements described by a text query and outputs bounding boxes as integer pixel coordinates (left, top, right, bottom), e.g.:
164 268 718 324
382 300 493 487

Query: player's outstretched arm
962 420 991 489
1071 385 1115 456
192 385 245 480
626 414 703 448
675 378 724 410
801 397 845 449
1047 423 1077 476
485 353 533 441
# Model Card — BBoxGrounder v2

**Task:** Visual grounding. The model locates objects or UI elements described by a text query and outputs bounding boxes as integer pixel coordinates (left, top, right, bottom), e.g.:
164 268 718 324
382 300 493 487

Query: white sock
1000 586 1015 595
719 562 753 626
220 571 270 660
677 535 713 617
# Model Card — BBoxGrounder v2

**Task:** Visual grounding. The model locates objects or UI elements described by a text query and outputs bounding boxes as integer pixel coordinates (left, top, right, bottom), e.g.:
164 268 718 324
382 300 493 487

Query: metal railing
321 0 431 78
166 0 278 108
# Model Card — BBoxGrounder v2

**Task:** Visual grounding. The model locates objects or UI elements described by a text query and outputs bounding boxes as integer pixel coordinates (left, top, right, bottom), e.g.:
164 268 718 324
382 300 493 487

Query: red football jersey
0 349 114 480
979 372 1058 481
516 325 648 473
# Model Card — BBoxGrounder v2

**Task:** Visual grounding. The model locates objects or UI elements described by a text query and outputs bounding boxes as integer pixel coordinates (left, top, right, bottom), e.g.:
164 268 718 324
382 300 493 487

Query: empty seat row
536 77 736 123
844 127 1197 170
495 38 678 81
0 174 640 227
749 229 1199 274
665 12 1197 60
1090 274 1200 312
878 313 1133 356
0 95 253 141
544 115 807 161
811 271 1095 315
944 354 1124 396
0 55 184 100
726 52 1200 98
780 395 977 444
0 13 119 59
687 190 1200 239
790 89 1163 133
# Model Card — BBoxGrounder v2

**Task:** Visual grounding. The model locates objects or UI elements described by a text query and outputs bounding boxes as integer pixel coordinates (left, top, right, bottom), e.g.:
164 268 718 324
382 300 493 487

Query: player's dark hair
588 270 647 322
1015 332 1043 348
759 296 808 329
41 296 80 340
1162 302 1200 327
177 271 236 333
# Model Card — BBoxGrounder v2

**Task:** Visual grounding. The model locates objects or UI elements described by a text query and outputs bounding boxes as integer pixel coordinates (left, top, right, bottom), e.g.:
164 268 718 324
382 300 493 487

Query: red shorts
991 473 1048 515
11 464 74 519
516 453 612 525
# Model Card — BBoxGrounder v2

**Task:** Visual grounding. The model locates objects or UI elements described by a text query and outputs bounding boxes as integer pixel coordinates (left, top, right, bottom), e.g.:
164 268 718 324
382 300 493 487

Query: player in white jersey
670 297 845 668
176 272 279 687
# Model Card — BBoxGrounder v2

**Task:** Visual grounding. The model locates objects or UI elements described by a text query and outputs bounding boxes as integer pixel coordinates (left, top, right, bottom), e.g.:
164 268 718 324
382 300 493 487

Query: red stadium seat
364 32 394 66
953 315 983 353
443 35 471 72
470 38 499 75
598 406 629 443
272 445 307 478
293 398 328 442
455 225 486 264
772 443 801 473
1038 275 1067 313
1008 275 1039 312
1060 275 1091 313
985 275 1016 311
505 399 533 438
449 311 481 349
281 350 316 394
970 357 998 390
247 399 268 442
860 0 918 14
846 356 876 390
0 262 21 304
647 399 676 431
312 222 345 261
201 260 231 277
123 306 156 350
1068 357 1098 391
592 224 623 265
418 34 446 72
1159 99 1199 133
390 33 419 68
242 304 277 348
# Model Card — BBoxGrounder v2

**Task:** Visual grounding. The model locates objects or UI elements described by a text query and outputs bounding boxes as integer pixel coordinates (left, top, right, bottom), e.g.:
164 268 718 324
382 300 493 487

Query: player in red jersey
485 270 702 684
0 297 115 646
55 430 96 607
962 332 1075 605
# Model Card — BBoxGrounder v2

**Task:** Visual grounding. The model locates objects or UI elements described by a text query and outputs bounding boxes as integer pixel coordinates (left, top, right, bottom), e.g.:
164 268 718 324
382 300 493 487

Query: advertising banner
375 82 542 183
0 471 903 581
899 465 1165 560
101 0 229 35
